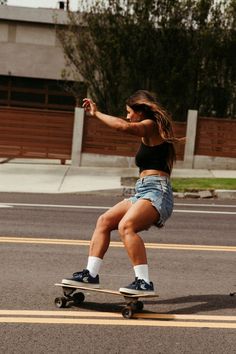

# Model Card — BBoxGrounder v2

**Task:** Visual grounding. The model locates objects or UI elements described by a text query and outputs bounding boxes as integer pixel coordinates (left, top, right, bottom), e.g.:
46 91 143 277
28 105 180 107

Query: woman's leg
62 199 132 286
89 199 132 259
118 199 159 266
118 199 159 293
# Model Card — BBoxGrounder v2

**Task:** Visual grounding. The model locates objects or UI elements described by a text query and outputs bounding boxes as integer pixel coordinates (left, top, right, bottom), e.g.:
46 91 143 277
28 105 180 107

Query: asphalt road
0 193 236 354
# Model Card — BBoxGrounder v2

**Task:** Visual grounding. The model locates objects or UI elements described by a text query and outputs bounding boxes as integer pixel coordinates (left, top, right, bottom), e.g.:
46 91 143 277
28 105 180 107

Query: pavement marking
0 202 235 215
174 209 236 215
0 316 236 329
1 310 236 322
0 310 121 318
145 243 236 252
175 203 236 208
1 310 236 329
0 203 109 210
133 314 236 322
1 236 236 252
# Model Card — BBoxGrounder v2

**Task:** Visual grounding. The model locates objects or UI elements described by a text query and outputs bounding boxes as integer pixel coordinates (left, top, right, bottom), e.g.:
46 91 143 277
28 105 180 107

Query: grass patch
171 178 236 192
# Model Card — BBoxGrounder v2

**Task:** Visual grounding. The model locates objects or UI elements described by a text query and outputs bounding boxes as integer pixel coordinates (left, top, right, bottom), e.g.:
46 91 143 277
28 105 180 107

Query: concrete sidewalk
0 160 235 196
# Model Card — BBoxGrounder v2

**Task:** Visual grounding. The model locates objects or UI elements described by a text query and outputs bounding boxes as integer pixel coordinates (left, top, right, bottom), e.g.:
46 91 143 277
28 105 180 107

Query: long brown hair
126 90 182 173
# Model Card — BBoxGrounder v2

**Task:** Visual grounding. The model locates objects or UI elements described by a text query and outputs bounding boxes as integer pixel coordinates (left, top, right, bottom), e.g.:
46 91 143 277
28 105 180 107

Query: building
0 4 235 169
0 4 86 163
0 4 85 111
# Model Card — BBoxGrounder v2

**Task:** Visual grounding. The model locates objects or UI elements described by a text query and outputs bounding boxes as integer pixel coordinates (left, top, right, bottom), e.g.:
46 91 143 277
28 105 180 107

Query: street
0 193 236 353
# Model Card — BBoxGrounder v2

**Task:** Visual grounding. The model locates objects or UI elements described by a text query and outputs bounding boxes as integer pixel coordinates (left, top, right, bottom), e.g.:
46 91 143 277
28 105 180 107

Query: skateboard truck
121 296 144 318
54 286 85 308
54 283 158 319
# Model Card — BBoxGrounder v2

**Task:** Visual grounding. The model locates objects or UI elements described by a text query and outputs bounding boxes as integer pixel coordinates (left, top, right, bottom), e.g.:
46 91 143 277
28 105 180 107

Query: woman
62 90 180 295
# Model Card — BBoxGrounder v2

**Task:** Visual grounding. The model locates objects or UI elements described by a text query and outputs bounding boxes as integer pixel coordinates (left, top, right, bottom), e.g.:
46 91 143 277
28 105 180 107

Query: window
0 75 86 110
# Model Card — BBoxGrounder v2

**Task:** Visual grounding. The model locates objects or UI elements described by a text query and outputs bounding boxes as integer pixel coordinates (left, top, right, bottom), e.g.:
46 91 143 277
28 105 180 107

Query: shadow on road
67 300 126 313
156 294 236 314
65 293 236 315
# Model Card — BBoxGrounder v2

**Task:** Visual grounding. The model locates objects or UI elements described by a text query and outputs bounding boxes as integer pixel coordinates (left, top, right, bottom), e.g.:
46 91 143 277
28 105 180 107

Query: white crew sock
86 256 103 278
133 264 150 284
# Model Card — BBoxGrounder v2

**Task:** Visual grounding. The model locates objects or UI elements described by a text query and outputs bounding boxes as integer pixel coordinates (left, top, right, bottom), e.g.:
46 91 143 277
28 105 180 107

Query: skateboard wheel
54 296 67 308
122 306 133 319
136 301 144 311
73 292 85 304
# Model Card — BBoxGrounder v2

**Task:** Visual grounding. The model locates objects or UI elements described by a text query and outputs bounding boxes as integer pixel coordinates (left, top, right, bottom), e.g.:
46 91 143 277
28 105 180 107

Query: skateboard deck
54 283 159 318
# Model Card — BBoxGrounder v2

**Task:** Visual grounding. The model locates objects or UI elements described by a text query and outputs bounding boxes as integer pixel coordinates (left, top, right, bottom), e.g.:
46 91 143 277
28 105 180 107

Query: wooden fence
0 107 74 162
0 107 236 165
82 117 187 160
195 117 236 158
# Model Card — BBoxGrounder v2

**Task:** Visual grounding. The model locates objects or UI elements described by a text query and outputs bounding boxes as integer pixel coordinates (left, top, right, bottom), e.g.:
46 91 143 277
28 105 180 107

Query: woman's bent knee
96 213 114 232
118 219 134 240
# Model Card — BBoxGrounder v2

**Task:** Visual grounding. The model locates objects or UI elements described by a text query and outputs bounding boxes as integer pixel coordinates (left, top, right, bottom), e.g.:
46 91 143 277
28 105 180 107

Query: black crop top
135 141 170 174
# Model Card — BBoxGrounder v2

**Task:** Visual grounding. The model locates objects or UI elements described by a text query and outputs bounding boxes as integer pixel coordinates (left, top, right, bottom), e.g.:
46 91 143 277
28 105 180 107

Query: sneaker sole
119 287 156 295
62 279 100 288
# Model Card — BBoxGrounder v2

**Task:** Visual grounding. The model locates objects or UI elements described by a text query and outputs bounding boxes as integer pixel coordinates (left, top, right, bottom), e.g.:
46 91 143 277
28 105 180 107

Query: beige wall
0 5 74 80
0 23 8 41
0 42 66 79
16 24 56 45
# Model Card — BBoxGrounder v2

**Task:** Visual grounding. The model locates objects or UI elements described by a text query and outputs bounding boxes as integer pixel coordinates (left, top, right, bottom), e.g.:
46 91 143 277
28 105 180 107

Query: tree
190 0 236 118
56 0 236 119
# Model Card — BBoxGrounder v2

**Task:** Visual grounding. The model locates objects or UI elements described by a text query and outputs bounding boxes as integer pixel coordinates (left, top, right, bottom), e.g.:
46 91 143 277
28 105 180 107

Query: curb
121 178 236 200
215 189 236 200
122 187 236 199
122 187 214 199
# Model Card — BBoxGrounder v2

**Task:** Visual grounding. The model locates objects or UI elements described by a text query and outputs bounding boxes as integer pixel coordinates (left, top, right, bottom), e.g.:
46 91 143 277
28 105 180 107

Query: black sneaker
62 269 100 288
119 277 155 295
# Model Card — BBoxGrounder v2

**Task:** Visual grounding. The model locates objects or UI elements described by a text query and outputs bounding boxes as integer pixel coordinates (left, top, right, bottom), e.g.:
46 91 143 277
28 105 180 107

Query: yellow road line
0 310 120 318
0 317 236 329
133 313 236 321
1 236 236 252
0 237 89 246
1 310 236 322
147 243 236 252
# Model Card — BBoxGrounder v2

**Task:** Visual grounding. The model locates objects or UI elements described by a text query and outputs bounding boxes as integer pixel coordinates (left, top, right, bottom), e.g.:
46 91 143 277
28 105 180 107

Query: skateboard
54 283 159 319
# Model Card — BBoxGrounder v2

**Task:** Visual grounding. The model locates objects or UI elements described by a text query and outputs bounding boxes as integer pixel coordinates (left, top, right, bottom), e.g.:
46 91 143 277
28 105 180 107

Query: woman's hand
82 98 97 117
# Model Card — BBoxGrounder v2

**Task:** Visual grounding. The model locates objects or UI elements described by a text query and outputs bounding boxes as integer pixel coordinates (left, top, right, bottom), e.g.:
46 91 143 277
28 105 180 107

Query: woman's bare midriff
140 169 170 178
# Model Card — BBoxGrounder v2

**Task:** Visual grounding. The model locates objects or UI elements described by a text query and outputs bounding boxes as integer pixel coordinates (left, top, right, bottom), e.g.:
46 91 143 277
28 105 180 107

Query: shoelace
73 269 89 277
131 277 144 289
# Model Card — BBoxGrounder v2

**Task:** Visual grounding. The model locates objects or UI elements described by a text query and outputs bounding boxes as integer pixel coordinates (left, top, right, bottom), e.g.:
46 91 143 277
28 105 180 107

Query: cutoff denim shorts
127 175 173 228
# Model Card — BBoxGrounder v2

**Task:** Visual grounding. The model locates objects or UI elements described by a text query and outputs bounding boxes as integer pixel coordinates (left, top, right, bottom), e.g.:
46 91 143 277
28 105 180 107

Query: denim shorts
126 175 173 228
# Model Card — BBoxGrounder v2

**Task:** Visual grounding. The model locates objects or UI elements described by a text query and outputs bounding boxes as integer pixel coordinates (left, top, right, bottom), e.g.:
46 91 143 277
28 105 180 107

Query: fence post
71 107 84 167
184 110 198 168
